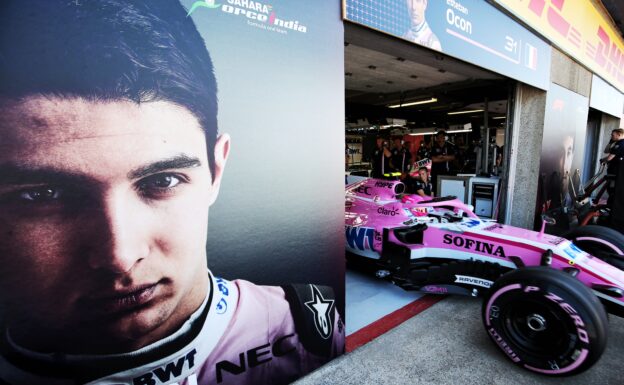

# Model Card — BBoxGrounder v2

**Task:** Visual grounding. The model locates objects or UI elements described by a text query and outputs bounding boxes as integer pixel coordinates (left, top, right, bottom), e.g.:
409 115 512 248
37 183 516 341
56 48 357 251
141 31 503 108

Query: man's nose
87 192 150 273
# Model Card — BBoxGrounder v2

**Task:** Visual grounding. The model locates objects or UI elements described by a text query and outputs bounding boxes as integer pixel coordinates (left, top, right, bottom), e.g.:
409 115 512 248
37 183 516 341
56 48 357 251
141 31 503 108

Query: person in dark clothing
430 130 455 193
391 137 413 176
611 155 624 233
372 137 392 178
601 128 624 208
416 139 430 161
414 167 434 197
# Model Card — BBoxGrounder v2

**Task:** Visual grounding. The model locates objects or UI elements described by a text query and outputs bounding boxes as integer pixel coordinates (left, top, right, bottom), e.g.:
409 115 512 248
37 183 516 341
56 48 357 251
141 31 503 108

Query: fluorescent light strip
408 129 472 136
447 109 484 115
492 116 506 120
387 97 437 109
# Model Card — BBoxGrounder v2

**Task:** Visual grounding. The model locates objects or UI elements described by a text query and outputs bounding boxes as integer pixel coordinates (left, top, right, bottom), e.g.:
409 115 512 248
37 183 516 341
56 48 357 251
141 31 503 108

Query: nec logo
354 186 372 195
132 349 197 385
215 334 297 383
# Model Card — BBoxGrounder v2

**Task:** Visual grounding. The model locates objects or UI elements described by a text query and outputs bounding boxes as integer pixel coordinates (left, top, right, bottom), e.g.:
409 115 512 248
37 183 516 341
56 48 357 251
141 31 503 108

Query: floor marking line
346 295 445 352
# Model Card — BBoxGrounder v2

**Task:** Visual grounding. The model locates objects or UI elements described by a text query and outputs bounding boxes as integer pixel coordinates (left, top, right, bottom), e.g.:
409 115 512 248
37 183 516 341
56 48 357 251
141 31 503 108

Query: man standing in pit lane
391 137 413 177
430 130 456 194
372 137 392 178
602 128 624 209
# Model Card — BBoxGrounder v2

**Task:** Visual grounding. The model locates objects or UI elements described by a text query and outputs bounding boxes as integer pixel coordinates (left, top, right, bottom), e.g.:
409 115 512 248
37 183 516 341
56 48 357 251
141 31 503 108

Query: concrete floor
295 291 624 385
346 269 424 335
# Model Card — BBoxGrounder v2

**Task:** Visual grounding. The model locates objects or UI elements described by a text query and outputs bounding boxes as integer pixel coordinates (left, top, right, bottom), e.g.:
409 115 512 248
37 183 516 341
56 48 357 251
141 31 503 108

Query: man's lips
83 282 162 315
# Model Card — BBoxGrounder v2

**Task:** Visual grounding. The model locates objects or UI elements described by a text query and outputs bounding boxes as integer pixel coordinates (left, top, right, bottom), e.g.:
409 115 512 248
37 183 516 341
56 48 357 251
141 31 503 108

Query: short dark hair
0 0 219 177
436 130 447 137
418 166 428 173
613 128 624 135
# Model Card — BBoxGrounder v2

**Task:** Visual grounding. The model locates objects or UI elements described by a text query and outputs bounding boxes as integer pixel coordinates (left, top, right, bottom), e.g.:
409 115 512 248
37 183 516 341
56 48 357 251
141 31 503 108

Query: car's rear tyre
482 267 608 376
564 225 624 270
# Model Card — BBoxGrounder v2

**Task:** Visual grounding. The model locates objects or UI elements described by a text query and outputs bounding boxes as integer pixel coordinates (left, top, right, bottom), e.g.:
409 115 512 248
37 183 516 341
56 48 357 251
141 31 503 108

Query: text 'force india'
345 177 624 376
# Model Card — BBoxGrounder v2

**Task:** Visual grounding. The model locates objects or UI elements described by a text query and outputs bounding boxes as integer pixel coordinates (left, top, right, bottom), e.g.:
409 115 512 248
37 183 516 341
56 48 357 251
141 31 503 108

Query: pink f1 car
345 177 624 376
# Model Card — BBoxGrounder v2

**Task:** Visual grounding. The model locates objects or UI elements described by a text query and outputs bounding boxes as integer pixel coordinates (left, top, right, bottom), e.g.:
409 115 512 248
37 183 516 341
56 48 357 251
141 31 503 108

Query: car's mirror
541 214 556 225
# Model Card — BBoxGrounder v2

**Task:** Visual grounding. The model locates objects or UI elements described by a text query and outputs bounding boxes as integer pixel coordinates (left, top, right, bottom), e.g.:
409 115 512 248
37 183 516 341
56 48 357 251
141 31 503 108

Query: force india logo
187 0 308 34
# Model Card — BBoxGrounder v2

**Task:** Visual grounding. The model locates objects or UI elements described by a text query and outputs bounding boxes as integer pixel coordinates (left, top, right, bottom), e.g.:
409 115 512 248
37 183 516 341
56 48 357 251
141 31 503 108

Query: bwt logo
133 349 197 385
345 226 374 251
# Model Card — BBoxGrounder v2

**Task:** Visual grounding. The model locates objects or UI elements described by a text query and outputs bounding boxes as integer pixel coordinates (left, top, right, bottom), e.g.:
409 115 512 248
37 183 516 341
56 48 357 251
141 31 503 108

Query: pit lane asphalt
294 295 624 385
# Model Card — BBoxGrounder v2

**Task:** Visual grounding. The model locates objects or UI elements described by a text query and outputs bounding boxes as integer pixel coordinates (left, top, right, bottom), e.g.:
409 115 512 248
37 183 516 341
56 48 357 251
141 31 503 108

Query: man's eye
137 174 185 196
19 187 62 202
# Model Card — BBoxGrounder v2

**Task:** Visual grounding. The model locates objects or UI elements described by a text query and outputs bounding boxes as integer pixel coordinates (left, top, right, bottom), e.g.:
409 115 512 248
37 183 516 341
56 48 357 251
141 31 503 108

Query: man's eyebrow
0 164 91 185
127 154 202 180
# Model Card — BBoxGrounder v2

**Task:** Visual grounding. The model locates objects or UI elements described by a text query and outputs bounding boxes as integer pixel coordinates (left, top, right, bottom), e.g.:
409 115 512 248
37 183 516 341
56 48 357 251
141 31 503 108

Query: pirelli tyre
563 225 624 270
482 267 608 376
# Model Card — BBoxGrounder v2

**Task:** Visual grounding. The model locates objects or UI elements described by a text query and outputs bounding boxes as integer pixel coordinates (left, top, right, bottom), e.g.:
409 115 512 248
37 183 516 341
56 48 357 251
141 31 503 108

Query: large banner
535 83 589 231
0 1 345 384
493 0 624 94
343 0 551 90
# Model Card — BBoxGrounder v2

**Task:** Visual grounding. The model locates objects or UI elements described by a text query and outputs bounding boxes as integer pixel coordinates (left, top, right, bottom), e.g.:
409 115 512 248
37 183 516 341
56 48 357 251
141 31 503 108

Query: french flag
525 43 538 70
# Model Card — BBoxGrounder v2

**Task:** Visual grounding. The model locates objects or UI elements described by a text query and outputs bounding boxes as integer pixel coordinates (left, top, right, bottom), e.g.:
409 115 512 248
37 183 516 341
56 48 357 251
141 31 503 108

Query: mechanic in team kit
0 1 343 384
372 137 393 178
602 128 624 208
391 137 413 176
430 130 456 193
414 167 434 197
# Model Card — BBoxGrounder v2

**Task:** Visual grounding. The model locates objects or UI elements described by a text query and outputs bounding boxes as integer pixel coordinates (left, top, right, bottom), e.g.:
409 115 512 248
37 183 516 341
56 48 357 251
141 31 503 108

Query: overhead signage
493 0 624 93
343 0 551 90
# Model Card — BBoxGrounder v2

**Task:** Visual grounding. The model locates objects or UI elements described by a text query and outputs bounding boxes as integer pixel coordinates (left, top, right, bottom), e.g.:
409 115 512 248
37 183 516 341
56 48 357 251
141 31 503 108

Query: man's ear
208 133 230 206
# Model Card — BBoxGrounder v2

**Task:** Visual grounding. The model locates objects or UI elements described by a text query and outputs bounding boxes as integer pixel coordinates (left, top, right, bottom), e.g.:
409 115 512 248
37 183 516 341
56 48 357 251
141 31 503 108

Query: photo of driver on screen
403 0 441 51
0 1 343 384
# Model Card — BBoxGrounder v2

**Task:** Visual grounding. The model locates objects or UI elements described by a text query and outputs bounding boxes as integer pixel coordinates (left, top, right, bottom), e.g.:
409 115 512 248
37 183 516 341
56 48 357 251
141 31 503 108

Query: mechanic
601 128 624 208
430 130 456 194
604 128 623 154
416 139 431 161
391 137 413 176
0 1 343 384
372 137 393 178
414 167 434 197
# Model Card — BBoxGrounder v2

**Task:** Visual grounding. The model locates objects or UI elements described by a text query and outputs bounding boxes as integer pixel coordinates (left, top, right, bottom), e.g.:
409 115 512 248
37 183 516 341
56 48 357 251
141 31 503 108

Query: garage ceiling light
408 128 473 136
447 109 484 115
387 97 438 109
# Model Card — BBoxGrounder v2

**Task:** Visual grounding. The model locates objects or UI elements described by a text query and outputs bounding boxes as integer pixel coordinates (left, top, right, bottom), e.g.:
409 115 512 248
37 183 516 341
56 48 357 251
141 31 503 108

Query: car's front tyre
482 267 608 376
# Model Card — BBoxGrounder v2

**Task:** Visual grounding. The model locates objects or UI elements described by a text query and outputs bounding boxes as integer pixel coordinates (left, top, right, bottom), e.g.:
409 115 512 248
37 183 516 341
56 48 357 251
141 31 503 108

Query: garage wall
507 84 546 228
550 48 592 97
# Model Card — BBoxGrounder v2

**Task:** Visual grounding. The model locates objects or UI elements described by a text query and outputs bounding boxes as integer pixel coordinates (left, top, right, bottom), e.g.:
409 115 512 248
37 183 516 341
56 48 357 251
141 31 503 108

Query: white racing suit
403 21 441 51
0 273 344 385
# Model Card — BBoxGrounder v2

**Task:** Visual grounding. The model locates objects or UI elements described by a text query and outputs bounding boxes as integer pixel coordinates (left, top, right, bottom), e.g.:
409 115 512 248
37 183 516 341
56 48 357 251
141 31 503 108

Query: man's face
611 131 619 141
418 169 428 181
435 133 445 146
559 135 574 181
406 0 427 26
0 96 229 353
